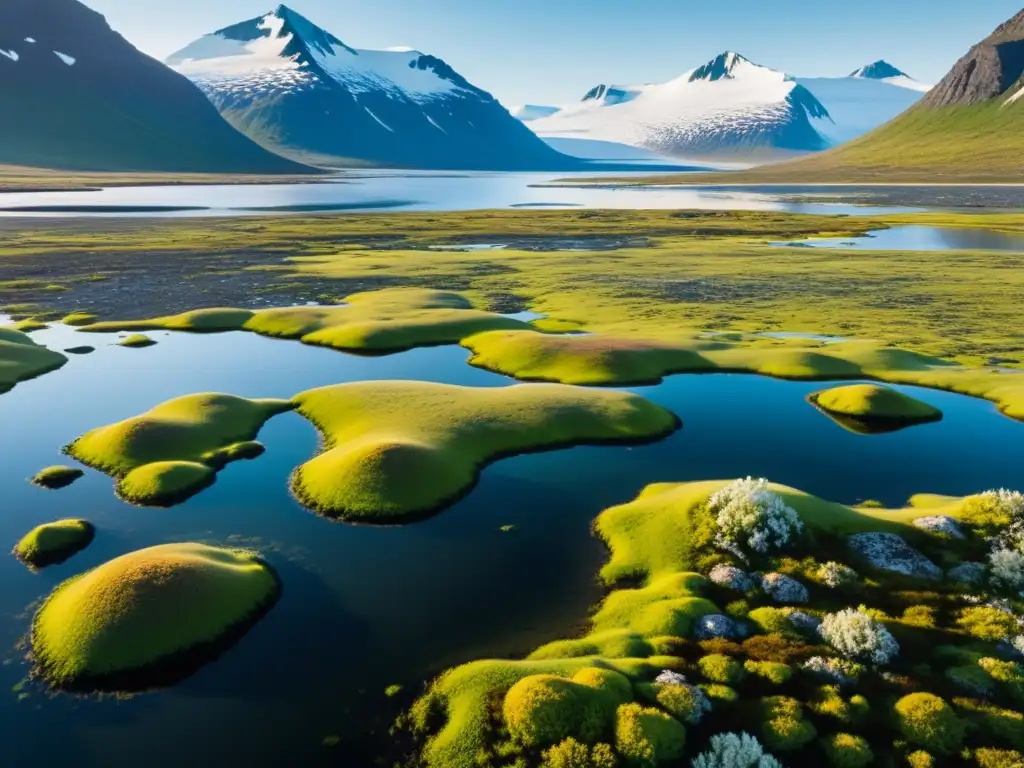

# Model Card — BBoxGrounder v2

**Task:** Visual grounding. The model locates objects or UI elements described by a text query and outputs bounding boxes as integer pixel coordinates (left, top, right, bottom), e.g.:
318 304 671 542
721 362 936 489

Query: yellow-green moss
66 393 292 506
462 331 1024 421
503 668 631 748
760 696 817 751
31 465 84 490
895 693 966 755
614 702 686 766
810 384 942 425
31 542 279 689
744 660 794 685
290 381 677 522
61 312 97 326
82 288 533 353
698 654 745 685
13 519 94 569
0 328 67 394
822 733 873 768
117 333 157 348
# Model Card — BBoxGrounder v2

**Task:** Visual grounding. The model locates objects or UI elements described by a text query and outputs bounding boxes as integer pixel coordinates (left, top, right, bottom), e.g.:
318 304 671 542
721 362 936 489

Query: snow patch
364 107 394 132
54 51 76 66
425 115 447 133
385 46 416 52
0 49 19 62
1007 84 1024 106
24 37 36 44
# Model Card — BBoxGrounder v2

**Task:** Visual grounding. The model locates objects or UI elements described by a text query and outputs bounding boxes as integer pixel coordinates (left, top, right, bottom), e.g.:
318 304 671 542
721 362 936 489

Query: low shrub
974 748 1024 768
893 693 965 755
760 696 817 752
638 681 711 725
701 684 739 706
541 738 618 768
691 732 782 768
822 733 873 768
906 751 934 768
955 698 1024 751
726 600 751 619
809 685 869 725
614 703 686 767
503 672 622 747
902 606 937 629
744 660 793 685
957 607 1018 643
819 608 900 665
748 607 795 636
699 654 746 685
980 658 1024 704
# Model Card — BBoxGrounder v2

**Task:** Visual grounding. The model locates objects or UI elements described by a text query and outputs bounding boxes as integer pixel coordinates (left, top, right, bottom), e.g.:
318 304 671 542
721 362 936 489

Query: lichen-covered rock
709 564 754 592
788 611 822 635
947 562 987 586
846 533 942 580
913 515 965 539
695 614 739 640
761 573 809 604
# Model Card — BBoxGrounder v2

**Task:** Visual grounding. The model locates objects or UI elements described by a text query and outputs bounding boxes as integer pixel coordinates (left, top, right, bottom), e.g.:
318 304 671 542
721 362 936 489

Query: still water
774 225 1024 252
0 171 926 218
1 325 1021 765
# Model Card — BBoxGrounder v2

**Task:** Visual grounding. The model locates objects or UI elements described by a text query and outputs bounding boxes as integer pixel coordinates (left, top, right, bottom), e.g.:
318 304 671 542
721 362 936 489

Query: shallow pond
773 224 1024 252
1 325 1022 766
0 171 927 217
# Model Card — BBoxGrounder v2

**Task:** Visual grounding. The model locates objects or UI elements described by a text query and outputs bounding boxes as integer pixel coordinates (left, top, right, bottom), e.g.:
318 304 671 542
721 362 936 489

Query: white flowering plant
817 561 858 588
708 478 803 555
818 608 900 665
692 732 782 768
989 548 1024 592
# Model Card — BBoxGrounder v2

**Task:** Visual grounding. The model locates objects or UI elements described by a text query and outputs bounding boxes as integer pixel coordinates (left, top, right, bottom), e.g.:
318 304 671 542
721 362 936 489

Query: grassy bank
0 164 327 193
0 209 1021 366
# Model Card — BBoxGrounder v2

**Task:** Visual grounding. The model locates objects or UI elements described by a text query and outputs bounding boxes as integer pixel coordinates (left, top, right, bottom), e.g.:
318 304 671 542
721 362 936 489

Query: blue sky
89 0 1021 105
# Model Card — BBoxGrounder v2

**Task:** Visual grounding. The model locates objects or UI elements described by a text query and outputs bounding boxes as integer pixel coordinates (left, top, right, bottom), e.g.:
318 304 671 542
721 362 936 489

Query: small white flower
817 561 858 588
709 478 803 555
819 608 900 665
990 548 1024 591
692 732 782 768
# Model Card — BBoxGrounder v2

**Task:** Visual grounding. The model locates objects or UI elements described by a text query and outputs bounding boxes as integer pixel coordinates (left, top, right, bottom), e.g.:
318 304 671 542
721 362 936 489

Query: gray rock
708 564 754 592
847 532 942 580
761 572 810 604
695 613 739 640
913 515 966 539
947 562 988 586
788 611 822 634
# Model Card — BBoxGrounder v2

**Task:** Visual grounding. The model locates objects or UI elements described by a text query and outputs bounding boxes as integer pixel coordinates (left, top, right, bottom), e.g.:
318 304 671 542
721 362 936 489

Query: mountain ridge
0 0 312 173
168 6 576 169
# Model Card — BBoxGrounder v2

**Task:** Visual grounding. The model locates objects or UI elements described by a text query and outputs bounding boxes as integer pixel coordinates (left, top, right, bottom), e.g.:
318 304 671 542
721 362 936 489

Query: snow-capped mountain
795 61 931 145
848 60 931 92
525 52 931 161
0 0 309 173
528 52 834 160
167 5 573 169
511 104 561 121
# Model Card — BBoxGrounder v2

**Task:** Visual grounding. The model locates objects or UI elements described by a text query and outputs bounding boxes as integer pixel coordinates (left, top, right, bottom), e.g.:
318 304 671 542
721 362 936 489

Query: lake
1 323 1022 766
0 171 928 217
774 225 1024 252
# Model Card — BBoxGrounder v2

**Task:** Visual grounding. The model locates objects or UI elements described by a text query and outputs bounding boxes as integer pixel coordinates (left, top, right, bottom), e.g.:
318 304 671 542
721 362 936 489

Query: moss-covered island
14 519 94 569
80 288 535 353
117 333 157 348
463 330 1024 421
809 384 943 433
0 327 67 394
31 542 280 690
31 465 85 490
396 480 1024 768
290 381 679 522
65 393 292 506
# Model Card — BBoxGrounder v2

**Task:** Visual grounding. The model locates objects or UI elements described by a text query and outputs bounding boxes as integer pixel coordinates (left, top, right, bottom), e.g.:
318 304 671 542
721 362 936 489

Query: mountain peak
849 60 909 80
688 51 761 82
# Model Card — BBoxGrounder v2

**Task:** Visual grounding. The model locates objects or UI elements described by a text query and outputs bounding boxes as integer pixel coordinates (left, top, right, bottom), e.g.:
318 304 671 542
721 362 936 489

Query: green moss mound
66 393 291 506
503 668 631 748
895 693 966 755
61 312 97 327
462 331 1024 421
14 519 94 569
0 328 67 394
117 333 157 348
614 702 686 766
81 288 533 353
810 383 942 430
290 381 678 522
31 465 84 490
31 542 279 690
